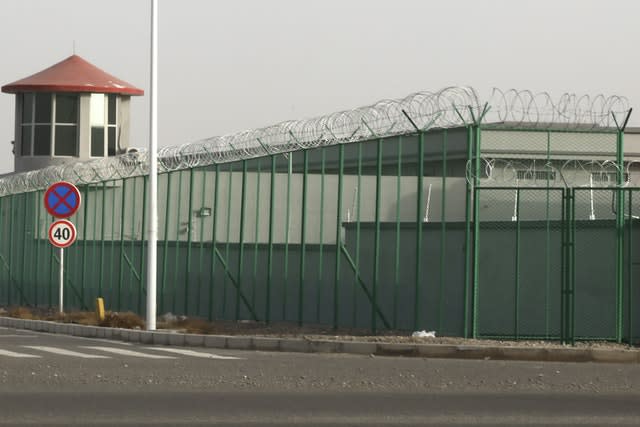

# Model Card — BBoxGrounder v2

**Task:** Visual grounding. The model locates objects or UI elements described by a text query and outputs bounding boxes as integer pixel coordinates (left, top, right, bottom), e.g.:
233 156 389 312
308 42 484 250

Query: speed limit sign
48 219 77 248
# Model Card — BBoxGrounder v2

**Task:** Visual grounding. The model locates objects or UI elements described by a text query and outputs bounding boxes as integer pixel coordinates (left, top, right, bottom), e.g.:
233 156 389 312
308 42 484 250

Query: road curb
1 316 638 364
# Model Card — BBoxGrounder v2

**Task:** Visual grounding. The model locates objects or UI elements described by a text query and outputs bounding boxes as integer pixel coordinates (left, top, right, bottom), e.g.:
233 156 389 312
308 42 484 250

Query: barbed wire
0 86 630 196
466 158 628 188
484 88 629 128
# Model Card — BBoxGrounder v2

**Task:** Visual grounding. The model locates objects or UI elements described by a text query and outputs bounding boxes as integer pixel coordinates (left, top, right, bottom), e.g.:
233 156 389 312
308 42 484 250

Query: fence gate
474 187 565 339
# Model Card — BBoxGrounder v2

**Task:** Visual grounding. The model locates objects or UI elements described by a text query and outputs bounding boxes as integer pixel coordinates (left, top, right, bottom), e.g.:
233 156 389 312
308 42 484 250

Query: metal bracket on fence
122 252 141 282
0 252 29 306
612 108 633 132
478 103 490 124
288 131 306 150
361 119 379 139
401 110 420 132
340 244 391 329
212 246 258 321
400 109 443 133
453 104 468 126
255 137 271 156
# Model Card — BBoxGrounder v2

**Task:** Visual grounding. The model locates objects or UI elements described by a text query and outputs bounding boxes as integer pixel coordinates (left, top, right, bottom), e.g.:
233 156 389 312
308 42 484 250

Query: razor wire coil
0 86 629 196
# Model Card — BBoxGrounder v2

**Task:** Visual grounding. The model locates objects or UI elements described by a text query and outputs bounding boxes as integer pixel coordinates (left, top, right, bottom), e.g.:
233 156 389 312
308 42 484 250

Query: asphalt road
1 326 640 426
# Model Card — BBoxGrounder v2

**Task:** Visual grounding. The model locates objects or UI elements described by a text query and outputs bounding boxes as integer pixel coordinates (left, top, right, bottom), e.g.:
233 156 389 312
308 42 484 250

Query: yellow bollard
96 297 105 322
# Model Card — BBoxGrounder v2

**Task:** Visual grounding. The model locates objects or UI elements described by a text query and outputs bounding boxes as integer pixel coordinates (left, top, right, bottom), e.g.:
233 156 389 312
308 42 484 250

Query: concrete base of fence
2 316 639 364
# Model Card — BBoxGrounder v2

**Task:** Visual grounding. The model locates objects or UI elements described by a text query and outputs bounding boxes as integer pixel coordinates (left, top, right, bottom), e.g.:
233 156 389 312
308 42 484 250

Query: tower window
20 93 78 157
90 93 118 157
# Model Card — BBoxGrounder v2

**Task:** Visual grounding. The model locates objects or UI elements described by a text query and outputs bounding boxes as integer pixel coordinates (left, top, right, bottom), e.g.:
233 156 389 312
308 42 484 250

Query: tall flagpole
146 0 158 331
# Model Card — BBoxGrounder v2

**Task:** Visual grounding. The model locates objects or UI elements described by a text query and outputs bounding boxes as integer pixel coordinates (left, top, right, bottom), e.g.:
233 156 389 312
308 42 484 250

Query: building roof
1 55 143 96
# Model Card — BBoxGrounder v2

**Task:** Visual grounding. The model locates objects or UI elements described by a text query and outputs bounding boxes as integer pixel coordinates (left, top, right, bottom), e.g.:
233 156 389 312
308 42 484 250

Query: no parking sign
44 181 81 313
44 181 81 218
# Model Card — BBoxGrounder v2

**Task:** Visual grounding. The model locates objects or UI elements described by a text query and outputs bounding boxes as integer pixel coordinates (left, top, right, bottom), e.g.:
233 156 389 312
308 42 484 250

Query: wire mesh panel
572 188 617 340
475 129 619 189
624 189 640 344
0 121 632 343
475 187 564 339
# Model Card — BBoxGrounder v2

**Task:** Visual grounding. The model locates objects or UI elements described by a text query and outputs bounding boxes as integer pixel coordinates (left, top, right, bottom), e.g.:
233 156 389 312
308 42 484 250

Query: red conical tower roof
1 55 143 96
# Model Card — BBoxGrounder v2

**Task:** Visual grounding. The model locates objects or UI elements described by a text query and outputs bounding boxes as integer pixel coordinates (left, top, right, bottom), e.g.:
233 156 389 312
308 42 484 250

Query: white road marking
22 346 109 359
81 346 175 359
0 348 41 358
144 347 241 359
0 335 38 338
57 335 133 345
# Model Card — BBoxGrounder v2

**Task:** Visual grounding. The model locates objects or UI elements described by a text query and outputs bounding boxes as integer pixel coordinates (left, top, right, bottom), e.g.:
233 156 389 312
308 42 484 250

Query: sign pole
59 247 64 314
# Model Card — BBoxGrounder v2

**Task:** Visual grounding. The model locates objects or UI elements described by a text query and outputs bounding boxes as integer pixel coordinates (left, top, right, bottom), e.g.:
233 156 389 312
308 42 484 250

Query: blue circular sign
44 182 81 218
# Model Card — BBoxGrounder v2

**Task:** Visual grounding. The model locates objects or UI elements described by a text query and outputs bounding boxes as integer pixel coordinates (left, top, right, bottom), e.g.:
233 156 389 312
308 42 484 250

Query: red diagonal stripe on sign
51 188 75 211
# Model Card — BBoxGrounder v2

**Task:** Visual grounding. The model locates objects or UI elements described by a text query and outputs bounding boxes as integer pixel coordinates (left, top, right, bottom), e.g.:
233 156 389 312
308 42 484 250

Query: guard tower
1 55 144 173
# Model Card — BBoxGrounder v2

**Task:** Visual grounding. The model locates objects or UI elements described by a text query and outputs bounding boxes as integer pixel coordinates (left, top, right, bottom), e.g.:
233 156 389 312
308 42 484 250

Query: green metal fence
0 124 637 343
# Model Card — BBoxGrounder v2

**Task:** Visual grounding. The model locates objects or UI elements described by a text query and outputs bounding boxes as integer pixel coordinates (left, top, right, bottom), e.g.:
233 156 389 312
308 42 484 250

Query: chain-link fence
474 187 564 339
0 129 472 335
0 121 636 343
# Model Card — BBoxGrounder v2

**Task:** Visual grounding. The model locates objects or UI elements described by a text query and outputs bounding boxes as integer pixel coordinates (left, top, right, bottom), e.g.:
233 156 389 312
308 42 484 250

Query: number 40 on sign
48 219 77 248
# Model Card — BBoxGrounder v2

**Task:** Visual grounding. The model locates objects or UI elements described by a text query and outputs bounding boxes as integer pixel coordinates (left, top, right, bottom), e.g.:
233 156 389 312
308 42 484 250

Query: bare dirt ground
0 305 634 350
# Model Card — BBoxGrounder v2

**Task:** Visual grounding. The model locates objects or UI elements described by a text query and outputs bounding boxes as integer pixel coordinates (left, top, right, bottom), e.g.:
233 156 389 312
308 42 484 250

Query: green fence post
91 183 99 307
471 125 481 338
393 136 403 329
570 188 576 345
19 194 28 305
185 168 195 315
353 143 363 327
561 189 565 343
514 188 521 340
236 160 247 320
127 180 138 311
173 171 185 314
463 126 472 338
299 150 309 326
438 130 448 332
470 106 489 339
191 169 205 316
616 129 625 343
109 180 117 302
316 148 326 323
209 165 220 321
138 177 148 315
223 164 234 317
0 197 7 305
628 190 633 344
333 145 345 329
414 131 424 330
544 131 551 338
34 192 41 306
117 180 128 311
197 170 207 317
81 185 91 308
252 160 262 313
8 195 13 305
99 182 106 299
283 154 291 321
372 137 383 334
612 111 632 342
161 173 172 314
561 188 576 345
266 156 276 324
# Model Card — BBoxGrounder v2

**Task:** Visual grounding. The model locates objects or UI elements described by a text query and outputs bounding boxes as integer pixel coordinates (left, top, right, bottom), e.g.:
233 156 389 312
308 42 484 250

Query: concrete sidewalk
1 316 638 364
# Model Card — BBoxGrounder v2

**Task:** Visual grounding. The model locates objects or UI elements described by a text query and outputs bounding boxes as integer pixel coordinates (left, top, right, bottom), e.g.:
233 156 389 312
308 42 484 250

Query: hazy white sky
0 0 638 174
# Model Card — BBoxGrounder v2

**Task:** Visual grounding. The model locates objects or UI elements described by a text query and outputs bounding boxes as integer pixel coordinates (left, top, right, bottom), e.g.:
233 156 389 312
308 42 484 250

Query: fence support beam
613 109 632 343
